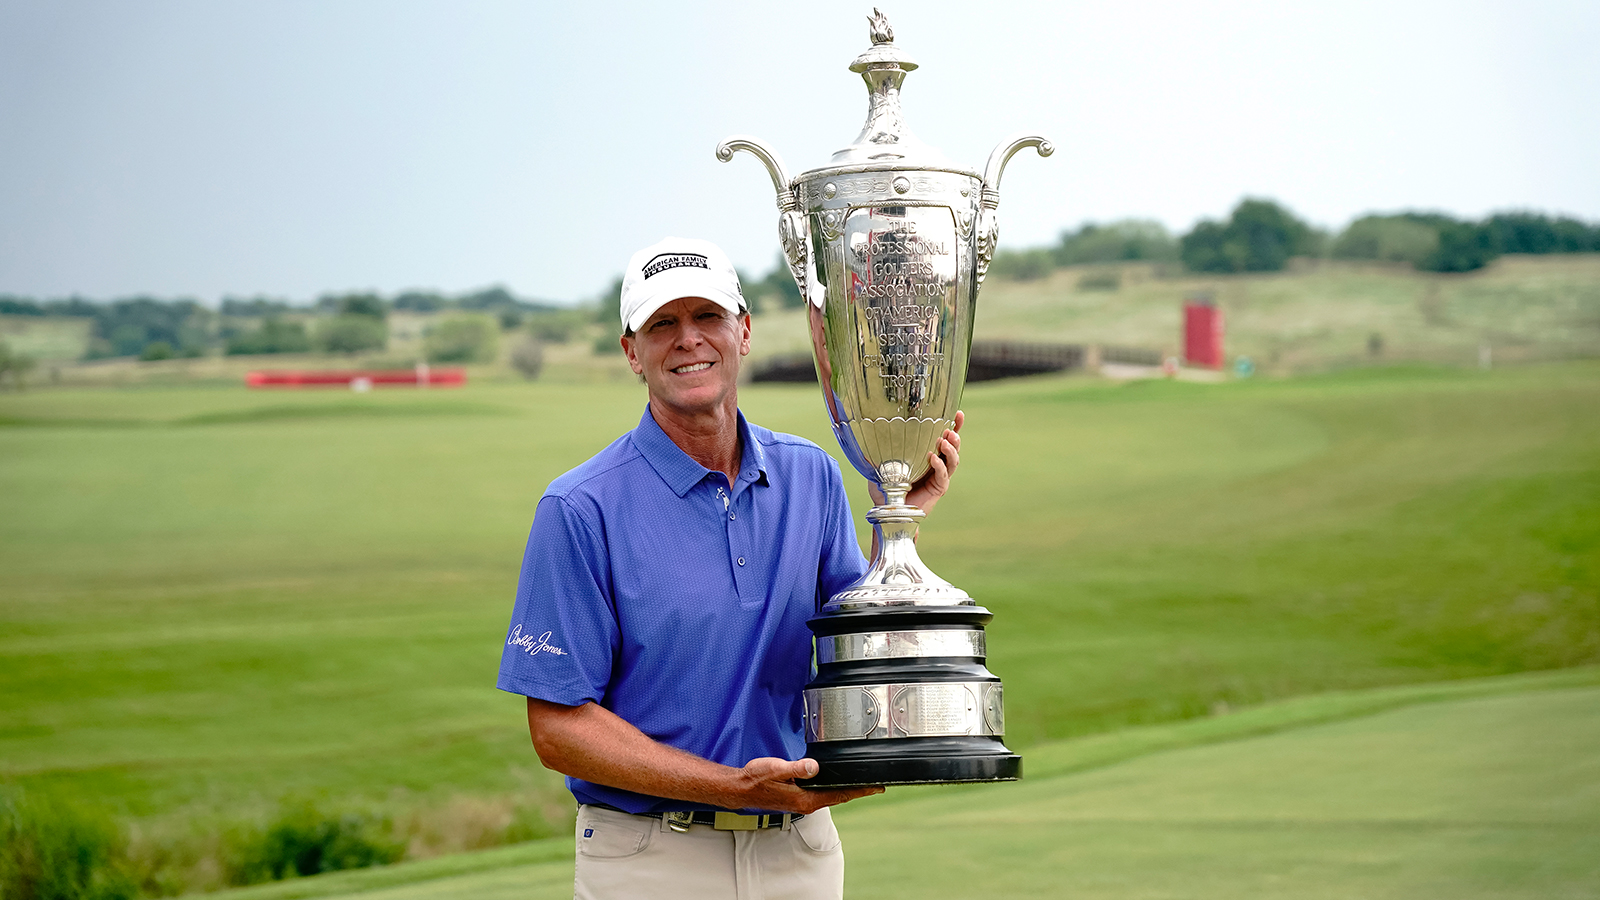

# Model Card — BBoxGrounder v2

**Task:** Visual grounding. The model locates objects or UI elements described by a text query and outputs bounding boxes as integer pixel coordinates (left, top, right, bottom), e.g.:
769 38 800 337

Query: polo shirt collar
633 405 769 498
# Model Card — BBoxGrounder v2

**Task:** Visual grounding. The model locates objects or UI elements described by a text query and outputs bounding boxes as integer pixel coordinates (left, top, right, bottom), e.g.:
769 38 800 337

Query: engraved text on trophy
844 205 958 407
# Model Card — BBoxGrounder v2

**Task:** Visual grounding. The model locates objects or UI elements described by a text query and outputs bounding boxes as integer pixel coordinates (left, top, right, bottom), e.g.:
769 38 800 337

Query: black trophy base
798 736 1022 789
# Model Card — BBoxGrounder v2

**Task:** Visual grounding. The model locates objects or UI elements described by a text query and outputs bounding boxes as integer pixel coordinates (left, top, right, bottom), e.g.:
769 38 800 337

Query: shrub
227 803 402 884
316 315 388 354
423 316 499 364
1076 270 1121 291
0 790 138 900
510 337 545 380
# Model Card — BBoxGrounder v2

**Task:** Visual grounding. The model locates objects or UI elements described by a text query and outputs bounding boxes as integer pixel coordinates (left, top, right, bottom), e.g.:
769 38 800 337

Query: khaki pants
573 804 844 900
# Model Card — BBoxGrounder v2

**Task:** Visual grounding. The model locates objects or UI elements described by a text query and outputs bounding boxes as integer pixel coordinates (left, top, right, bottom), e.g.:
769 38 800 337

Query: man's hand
527 698 881 815
735 757 883 814
869 410 963 514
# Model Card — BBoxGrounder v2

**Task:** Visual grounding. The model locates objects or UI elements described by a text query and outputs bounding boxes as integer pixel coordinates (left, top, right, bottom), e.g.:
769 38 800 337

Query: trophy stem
821 498 972 611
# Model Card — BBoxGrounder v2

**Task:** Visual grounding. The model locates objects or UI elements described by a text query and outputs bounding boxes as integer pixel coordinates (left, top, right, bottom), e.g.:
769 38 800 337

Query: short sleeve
816 458 868 608
496 494 619 706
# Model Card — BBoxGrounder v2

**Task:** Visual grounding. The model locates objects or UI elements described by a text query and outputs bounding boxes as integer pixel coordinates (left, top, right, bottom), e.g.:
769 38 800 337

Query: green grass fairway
2 362 1598 891
212 675 1600 900
840 682 1600 899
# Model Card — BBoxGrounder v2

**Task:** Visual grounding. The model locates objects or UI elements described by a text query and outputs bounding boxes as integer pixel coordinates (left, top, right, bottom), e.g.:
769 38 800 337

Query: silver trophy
719 10 1050 786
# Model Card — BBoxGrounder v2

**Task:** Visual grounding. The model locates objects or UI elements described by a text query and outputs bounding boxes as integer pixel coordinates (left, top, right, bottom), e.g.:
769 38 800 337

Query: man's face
621 296 751 421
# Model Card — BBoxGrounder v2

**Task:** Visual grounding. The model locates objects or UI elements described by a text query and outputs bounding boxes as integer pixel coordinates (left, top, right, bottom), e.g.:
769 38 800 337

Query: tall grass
0 790 137 900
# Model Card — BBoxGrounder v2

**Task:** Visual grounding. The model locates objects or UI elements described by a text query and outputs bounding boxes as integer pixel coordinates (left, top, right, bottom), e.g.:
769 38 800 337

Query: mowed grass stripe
213 674 1599 900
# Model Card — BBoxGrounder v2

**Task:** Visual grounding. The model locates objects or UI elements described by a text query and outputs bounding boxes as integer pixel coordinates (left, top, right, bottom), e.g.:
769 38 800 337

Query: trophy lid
825 9 966 173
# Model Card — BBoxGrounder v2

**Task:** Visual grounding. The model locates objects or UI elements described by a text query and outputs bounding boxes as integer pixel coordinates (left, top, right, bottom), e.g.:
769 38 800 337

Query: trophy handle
975 133 1054 286
717 136 797 212
717 136 811 306
981 133 1054 202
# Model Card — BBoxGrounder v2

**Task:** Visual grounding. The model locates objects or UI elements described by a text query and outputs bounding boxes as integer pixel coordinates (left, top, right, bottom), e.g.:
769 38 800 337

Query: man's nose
675 322 706 348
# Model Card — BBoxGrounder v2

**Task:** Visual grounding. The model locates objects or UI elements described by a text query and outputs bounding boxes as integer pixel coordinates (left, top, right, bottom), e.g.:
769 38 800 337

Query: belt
591 804 800 833
663 811 799 833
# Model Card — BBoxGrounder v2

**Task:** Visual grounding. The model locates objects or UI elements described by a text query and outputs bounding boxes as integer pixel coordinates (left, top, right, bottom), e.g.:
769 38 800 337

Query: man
497 237 961 899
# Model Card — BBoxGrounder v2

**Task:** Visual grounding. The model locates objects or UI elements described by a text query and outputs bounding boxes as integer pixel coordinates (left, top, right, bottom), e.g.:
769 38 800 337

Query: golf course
3 358 1598 895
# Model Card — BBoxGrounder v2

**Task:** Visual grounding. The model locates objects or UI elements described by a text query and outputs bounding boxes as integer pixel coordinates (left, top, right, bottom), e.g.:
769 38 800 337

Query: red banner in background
244 367 466 389
1183 302 1225 369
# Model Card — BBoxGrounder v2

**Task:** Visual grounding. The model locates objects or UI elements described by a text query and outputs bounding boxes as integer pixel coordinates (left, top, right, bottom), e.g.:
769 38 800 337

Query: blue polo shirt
497 406 867 814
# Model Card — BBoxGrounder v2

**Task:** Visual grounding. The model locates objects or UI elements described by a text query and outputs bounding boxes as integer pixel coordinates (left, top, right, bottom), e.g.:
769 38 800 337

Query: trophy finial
867 8 894 44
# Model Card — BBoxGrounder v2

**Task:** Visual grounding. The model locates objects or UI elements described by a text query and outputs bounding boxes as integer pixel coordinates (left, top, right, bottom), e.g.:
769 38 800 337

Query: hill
2 361 1597 892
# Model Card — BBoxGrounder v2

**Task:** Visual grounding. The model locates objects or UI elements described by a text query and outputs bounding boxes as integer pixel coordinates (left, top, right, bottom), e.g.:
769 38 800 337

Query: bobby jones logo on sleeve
508 624 568 657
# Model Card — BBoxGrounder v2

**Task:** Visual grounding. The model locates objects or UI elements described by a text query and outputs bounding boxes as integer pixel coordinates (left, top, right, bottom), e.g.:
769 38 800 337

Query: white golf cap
620 237 746 333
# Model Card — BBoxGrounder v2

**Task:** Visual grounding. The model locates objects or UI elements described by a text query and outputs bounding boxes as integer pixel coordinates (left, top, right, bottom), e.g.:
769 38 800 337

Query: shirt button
737 557 746 566
729 512 736 520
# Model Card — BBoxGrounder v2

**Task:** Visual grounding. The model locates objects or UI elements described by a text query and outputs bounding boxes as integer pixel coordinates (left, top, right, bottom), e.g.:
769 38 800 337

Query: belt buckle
664 811 694 834
713 812 760 831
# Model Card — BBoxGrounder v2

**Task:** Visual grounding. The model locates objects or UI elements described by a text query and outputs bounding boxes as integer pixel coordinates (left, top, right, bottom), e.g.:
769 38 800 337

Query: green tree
1332 215 1440 265
221 297 294 317
0 340 38 389
139 341 175 361
226 318 312 355
424 315 499 363
1054 219 1178 265
525 309 583 344
746 255 805 309
86 297 213 359
1181 199 1321 273
392 291 448 312
1422 219 1498 273
1484 212 1600 254
315 316 387 354
594 276 624 329
988 248 1054 281
458 286 519 312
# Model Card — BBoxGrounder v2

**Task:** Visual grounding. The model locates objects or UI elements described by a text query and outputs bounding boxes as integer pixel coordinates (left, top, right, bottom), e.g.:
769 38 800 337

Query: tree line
3 204 1597 367
987 203 1600 280
0 286 577 365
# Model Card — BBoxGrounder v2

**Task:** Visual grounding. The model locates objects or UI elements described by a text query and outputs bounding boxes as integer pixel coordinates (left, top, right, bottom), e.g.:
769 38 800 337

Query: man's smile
672 362 714 374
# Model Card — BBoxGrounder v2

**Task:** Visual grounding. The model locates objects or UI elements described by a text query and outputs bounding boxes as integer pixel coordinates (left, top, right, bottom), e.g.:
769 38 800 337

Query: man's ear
738 313 752 357
621 334 644 375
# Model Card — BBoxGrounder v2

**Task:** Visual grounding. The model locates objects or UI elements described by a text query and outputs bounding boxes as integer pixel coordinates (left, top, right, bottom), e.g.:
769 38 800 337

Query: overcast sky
2 0 1596 305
